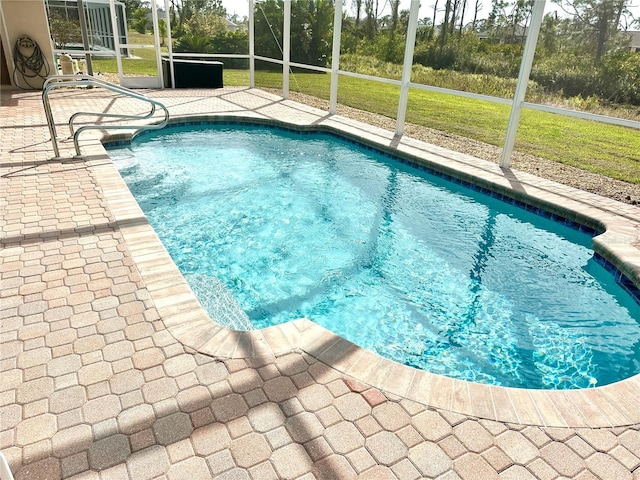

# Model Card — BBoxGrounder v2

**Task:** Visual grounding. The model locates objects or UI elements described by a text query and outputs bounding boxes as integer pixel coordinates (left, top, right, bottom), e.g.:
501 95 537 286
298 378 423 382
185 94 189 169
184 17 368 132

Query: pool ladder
42 75 170 158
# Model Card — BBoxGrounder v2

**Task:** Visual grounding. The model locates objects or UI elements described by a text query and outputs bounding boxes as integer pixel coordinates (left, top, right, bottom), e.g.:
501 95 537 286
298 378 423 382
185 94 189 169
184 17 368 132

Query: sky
221 0 640 29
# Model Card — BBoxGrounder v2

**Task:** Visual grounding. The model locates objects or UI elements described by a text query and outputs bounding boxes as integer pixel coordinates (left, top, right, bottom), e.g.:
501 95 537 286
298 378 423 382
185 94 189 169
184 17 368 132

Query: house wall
628 31 640 53
0 0 55 89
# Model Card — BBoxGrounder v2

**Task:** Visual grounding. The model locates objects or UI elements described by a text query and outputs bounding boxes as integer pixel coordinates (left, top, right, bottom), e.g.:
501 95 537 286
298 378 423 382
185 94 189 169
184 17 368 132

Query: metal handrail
42 75 170 157
69 105 158 138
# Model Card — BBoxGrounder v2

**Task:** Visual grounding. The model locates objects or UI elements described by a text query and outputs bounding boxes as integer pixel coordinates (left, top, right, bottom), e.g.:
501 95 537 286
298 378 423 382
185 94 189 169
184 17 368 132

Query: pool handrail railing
42 74 170 157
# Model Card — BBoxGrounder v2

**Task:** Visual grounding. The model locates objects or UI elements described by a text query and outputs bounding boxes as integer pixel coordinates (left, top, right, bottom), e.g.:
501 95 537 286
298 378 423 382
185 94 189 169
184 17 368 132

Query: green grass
92 31 166 76
92 49 159 76
224 69 640 184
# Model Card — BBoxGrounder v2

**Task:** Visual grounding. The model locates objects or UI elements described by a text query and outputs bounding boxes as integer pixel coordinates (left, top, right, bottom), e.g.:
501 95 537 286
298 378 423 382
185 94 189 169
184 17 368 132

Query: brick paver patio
1 86 639 479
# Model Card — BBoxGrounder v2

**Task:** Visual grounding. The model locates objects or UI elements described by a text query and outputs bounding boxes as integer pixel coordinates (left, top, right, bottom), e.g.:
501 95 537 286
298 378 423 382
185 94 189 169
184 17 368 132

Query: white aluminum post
109 0 124 85
395 0 421 136
329 0 343 114
500 0 546 167
249 0 255 87
283 0 291 99
151 1 163 87
77 0 94 76
164 0 175 89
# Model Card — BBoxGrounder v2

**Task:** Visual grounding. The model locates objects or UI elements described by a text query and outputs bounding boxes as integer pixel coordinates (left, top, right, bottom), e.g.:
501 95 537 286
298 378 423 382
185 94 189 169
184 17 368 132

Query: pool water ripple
108 125 640 389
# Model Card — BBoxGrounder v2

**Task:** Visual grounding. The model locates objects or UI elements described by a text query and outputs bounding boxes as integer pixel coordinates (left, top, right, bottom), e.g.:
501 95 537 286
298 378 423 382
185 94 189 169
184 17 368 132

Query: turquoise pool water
108 124 640 389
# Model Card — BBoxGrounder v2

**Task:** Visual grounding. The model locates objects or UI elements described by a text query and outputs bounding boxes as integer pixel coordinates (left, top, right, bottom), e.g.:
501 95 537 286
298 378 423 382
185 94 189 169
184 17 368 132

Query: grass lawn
92 51 160 77
92 31 165 76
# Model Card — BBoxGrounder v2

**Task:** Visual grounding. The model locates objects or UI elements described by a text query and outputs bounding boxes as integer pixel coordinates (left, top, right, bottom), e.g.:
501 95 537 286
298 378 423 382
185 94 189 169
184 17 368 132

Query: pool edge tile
544 391 590 428
527 391 569 428
260 324 296 356
381 363 416 399
489 386 519 424
316 337 355 365
506 389 544 426
581 389 634 427
450 380 472 417
569 390 614 428
329 344 365 374
406 370 434 406
467 382 496 421
345 350 385 384
426 375 455 412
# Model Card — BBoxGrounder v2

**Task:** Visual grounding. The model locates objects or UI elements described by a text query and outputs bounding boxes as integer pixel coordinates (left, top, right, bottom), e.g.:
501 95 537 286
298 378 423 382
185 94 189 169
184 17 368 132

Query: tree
173 33 213 52
553 0 632 62
508 0 534 41
168 0 226 36
415 17 434 42
183 11 227 37
450 0 461 35
304 0 334 66
390 0 400 34
471 0 483 30
132 7 151 34
158 18 167 45
49 10 82 48
253 0 284 60
253 0 334 66
122 0 144 25
431 0 439 40
180 0 225 15
364 0 379 39
353 0 363 31
398 8 411 33
440 0 453 46
482 0 533 44
538 12 561 52
485 0 509 39
458 0 469 37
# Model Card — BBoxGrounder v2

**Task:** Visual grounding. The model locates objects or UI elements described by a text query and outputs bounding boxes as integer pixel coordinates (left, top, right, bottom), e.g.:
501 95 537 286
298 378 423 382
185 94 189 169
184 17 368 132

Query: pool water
108 124 640 389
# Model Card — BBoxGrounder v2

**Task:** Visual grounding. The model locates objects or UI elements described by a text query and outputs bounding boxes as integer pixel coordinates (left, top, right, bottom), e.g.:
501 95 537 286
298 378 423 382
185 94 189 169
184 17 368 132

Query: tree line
121 0 640 105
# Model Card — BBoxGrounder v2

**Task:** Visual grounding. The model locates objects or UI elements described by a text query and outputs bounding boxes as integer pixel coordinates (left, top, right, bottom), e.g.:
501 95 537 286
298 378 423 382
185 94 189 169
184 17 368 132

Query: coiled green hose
13 35 51 89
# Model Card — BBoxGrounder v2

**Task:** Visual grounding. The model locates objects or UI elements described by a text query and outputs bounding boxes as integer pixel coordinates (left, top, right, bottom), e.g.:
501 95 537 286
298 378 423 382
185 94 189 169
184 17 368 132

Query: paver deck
1 86 640 480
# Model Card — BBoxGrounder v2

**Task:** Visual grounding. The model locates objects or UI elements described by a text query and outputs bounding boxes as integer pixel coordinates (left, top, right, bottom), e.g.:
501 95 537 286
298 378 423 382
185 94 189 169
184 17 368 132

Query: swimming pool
108 123 640 389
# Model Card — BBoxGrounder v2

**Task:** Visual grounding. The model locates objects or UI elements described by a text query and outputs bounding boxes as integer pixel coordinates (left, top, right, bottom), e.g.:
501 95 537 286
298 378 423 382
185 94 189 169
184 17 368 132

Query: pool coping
80 107 640 430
